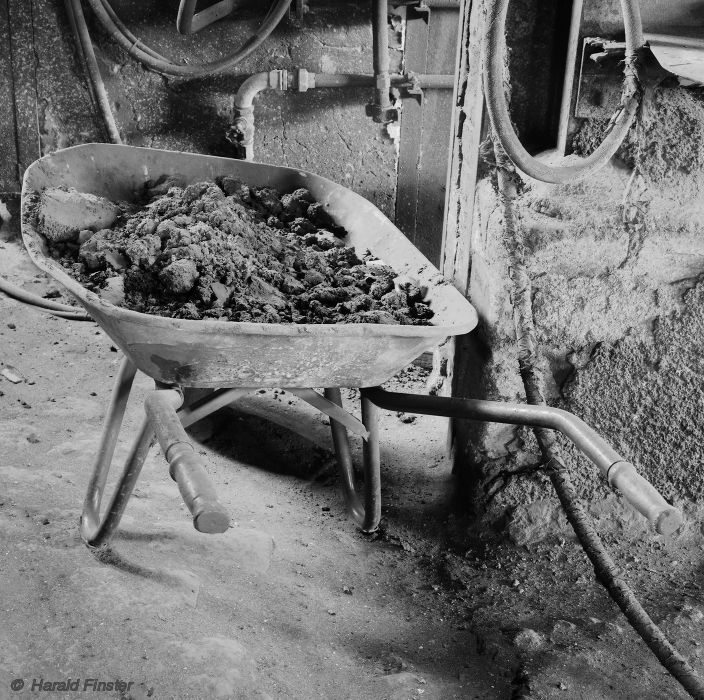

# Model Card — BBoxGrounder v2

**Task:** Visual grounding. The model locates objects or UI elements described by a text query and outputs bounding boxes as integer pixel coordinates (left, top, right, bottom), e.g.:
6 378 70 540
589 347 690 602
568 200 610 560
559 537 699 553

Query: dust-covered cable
66 0 122 145
492 137 704 699
0 275 91 321
483 0 644 184
0 0 113 322
84 0 292 78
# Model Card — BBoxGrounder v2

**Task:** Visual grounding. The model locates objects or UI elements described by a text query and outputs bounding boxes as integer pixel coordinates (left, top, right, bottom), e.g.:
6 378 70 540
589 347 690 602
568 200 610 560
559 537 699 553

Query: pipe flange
268 69 289 91
294 67 315 92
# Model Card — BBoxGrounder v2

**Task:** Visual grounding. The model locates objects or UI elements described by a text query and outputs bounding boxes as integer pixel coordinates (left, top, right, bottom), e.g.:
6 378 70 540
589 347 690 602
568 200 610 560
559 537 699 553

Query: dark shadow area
92 542 195 589
506 0 574 154
113 528 179 543
0 195 21 242
202 404 337 482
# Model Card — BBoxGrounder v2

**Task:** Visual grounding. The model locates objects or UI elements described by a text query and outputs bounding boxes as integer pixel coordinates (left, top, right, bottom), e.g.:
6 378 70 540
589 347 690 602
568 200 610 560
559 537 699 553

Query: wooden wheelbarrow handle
145 390 230 534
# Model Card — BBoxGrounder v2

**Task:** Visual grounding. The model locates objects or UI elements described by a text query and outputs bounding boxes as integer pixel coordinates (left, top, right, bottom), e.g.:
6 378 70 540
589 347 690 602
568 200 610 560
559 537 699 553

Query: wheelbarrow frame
80 356 682 549
81 356 388 545
18 144 680 544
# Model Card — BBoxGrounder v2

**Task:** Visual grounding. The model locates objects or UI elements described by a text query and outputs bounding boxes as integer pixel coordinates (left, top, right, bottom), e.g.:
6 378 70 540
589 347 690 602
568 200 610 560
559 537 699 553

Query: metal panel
396 4 459 267
640 0 704 34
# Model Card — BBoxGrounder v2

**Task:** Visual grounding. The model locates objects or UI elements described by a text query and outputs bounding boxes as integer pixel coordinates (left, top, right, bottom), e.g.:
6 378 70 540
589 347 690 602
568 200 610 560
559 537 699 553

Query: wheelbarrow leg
323 388 381 533
80 356 154 547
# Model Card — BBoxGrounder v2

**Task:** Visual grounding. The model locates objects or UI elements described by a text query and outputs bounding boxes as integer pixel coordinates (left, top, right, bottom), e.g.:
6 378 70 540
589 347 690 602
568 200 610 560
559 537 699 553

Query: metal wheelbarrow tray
21 144 478 389
20 145 681 549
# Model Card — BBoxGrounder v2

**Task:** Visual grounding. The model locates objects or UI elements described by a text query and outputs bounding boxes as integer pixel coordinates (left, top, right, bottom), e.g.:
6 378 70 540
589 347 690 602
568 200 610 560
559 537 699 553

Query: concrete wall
0 1 399 217
452 0 704 544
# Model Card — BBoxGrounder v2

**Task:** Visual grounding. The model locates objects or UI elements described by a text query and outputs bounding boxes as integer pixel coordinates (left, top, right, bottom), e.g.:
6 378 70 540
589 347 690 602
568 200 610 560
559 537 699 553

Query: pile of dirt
37 179 433 325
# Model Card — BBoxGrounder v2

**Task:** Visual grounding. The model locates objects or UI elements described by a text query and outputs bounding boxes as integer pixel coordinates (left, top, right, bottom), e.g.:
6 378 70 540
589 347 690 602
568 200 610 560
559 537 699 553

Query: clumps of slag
41 177 434 325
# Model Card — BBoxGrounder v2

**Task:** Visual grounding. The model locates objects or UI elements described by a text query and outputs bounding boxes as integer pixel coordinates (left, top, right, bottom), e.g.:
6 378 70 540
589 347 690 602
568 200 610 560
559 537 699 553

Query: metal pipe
392 0 460 6
362 387 622 468
360 393 382 531
231 70 288 159
230 69 454 160
369 0 395 123
324 388 369 529
178 387 249 428
82 416 154 547
288 388 369 439
361 388 682 536
644 32 704 50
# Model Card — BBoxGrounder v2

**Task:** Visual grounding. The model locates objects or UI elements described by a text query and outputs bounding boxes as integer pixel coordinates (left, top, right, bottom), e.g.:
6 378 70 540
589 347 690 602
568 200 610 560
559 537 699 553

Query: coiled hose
84 0 291 78
484 0 645 183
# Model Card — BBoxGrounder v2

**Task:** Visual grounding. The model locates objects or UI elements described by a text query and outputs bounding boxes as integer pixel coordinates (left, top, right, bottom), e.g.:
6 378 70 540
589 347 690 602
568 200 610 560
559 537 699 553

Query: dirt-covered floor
2 204 704 699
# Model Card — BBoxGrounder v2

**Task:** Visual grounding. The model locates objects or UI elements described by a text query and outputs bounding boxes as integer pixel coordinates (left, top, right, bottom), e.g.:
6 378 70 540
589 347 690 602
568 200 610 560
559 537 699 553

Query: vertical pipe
324 388 366 525
557 0 584 154
360 393 382 532
371 0 392 118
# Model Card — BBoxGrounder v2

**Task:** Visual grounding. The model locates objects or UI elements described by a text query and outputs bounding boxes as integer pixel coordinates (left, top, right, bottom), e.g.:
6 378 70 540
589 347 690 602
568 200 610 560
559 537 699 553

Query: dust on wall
0 0 398 217
460 6 704 544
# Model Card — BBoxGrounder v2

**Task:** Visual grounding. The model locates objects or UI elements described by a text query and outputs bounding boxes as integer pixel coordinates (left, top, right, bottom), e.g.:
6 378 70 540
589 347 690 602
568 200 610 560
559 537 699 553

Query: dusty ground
2 202 704 700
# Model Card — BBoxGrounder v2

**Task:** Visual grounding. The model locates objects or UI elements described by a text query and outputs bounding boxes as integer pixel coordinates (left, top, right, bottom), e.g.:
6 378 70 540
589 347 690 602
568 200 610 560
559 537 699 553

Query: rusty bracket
575 38 628 119
391 0 460 13
575 38 670 119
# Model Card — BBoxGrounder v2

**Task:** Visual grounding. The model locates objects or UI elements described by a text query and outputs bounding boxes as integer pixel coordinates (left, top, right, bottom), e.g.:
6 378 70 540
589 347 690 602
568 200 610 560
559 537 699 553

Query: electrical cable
84 0 292 78
0 0 118 323
97 0 169 62
0 274 92 321
492 138 704 699
67 0 123 145
484 0 645 184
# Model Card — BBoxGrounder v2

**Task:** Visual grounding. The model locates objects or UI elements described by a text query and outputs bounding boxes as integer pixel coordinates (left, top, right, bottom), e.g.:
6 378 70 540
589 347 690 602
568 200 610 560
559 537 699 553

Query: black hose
66 0 122 144
0 274 92 321
484 0 644 183
0 0 112 323
97 0 168 62
492 138 704 699
84 0 291 78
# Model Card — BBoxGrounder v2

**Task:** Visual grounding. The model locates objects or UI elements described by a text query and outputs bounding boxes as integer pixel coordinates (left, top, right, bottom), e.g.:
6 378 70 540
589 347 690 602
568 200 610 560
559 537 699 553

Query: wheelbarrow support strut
348 387 681 536
80 358 682 547
80 357 232 547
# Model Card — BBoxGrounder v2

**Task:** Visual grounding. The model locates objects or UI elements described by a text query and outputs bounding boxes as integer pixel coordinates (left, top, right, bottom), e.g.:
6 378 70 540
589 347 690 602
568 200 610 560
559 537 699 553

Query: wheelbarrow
20 144 682 547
